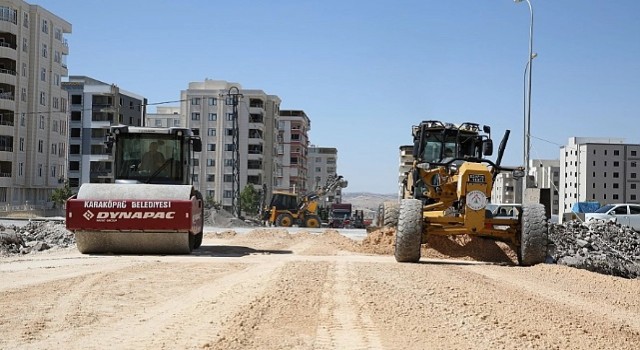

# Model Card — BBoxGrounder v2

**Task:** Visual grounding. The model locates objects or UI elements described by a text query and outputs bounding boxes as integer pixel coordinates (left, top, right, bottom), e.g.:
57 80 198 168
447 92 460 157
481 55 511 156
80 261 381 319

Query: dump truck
263 175 348 228
66 125 204 254
392 120 548 266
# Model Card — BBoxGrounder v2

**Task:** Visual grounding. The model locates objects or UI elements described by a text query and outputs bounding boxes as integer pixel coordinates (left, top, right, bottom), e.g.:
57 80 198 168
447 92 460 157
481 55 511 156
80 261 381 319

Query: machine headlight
512 169 525 178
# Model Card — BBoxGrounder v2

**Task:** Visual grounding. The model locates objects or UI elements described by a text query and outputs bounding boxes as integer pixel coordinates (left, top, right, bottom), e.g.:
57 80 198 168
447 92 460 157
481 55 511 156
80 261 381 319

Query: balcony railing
0 92 14 100
0 68 16 76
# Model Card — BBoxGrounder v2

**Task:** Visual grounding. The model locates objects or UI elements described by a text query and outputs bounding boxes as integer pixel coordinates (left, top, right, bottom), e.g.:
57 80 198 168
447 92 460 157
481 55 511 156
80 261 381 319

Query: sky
35 0 640 194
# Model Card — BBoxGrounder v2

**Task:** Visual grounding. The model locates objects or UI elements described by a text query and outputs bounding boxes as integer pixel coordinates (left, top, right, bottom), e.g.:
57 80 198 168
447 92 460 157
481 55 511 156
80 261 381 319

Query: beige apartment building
180 79 280 211
307 145 342 204
147 106 181 128
0 1 70 208
276 110 310 194
62 76 146 189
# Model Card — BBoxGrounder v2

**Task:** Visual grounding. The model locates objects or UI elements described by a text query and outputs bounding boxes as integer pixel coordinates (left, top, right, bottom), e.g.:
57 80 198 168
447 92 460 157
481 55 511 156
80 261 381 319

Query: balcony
0 41 16 61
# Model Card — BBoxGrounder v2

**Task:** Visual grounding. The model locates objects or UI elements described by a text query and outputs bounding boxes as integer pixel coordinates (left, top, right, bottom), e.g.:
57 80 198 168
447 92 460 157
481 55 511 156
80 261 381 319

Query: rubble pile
203 208 255 228
0 220 74 255
549 220 640 279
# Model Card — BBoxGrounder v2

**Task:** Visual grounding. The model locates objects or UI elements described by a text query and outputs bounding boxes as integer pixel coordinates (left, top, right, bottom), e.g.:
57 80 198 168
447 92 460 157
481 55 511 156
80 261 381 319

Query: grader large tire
395 199 423 263
383 201 400 227
276 213 294 227
518 203 549 266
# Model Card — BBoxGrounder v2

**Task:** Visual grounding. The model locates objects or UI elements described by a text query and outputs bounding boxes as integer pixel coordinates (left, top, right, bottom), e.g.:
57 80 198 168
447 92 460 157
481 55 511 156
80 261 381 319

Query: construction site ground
1 227 639 350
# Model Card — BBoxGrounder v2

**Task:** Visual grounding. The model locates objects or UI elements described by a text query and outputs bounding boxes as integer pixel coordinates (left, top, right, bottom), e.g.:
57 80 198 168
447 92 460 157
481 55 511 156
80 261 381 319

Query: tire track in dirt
314 260 383 350
462 264 640 331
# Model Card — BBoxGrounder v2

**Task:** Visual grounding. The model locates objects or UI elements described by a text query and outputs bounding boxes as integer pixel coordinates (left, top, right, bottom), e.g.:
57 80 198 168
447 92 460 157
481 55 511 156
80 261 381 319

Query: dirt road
1 229 639 350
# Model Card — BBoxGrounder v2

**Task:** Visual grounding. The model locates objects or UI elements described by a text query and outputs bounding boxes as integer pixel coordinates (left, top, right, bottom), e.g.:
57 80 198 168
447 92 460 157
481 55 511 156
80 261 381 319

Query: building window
226 128 233 136
21 88 26 102
613 194 619 200
42 19 48 33
22 38 27 52
54 51 61 63
614 150 620 156
51 143 57 155
632 162 637 168
224 190 233 198
38 140 43 153
19 137 24 151
614 161 620 167
226 113 233 121
23 12 28 27
207 159 215 166
54 73 60 86
71 94 82 105
207 144 216 151
632 195 637 201
191 98 200 105
39 115 45 129
207 174 215 182
614 172 619 178
191 113 200 121
20 113 25 126
18 162 23 176
55 27 62 40
40 68 46 81
40 92 46 105
207 128 216 136
208 113 217 121
632 173 638 179
225 144 234 151
52 97 59 109
224 159 233 167
208 97 217 106
614 183 619 189
192 174 198 183
42 44 47 57
224 174 233 182
632 150 637 157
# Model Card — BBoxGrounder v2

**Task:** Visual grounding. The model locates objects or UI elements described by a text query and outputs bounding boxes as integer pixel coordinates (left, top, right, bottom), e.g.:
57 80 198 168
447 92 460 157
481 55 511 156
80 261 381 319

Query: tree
50 181 74 209
240 185 261 216
204 195 221 210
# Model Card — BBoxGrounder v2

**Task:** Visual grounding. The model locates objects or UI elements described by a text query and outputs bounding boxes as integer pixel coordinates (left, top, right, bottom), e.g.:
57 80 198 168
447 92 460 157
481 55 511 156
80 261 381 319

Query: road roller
66 125 204 254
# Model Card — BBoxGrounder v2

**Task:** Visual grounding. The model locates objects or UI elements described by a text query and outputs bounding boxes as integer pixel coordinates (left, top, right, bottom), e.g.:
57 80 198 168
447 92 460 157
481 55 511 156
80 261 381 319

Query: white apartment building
559 137 640 214
0 1 70 208
398 145 413 198
276 110 310 194
530 159 560 215
62 76 146 189
491 172 522 204
182 79 280 211
307 146 342 204
147 106 181 128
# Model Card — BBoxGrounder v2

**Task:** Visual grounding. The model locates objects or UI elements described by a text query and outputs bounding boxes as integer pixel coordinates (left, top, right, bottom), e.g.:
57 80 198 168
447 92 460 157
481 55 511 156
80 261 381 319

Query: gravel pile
204 209 254 228
548 219 640 279
0 220 74 255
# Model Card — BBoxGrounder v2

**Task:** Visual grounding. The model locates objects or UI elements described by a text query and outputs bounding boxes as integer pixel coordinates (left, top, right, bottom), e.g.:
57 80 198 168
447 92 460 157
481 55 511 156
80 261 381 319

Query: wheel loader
393 120 548 266
66 125 204 254
263 175 348 228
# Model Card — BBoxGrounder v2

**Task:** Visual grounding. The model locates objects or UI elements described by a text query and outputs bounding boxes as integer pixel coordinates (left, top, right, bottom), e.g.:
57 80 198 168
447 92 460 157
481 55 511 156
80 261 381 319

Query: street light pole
515 0 534 202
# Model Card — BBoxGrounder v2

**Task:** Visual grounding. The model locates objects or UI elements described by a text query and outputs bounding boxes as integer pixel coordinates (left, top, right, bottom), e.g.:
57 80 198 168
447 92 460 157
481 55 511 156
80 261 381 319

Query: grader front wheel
383 201 400 227
518 203 549 266
395 199 423 263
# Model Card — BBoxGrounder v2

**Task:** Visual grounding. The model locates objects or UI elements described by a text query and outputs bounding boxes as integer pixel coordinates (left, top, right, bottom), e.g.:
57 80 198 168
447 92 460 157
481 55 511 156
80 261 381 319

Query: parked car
584 203 640 231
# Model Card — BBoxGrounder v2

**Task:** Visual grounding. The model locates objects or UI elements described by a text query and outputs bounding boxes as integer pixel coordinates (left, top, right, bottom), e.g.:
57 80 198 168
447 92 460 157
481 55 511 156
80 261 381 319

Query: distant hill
341 192 398 214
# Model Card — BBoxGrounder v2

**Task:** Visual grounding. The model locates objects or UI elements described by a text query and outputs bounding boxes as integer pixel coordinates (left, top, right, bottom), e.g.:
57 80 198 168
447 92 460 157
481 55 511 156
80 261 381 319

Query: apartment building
276 110 310 194
146 106 181 128
307 145 342 204
530 159 560 215
491 172 522 204
181 79 280 211
559 137 640 214
0 1 70 208
62 76 146 189
398 145 413 198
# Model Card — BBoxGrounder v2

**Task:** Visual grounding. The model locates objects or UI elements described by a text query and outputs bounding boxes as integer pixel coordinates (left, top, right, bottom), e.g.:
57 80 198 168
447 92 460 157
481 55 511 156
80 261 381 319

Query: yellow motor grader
393 120 548 266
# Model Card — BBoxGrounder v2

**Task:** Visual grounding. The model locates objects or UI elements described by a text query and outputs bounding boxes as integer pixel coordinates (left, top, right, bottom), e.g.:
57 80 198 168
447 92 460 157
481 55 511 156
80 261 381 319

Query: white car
584 203 640 231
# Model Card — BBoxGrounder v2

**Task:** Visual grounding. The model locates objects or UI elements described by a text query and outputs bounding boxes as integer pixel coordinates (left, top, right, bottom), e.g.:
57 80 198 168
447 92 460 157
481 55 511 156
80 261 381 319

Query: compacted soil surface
1 228 638 350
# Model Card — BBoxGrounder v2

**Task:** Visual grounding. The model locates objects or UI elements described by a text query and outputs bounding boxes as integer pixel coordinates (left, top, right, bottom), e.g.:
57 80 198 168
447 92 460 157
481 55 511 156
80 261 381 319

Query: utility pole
224 86 243 218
